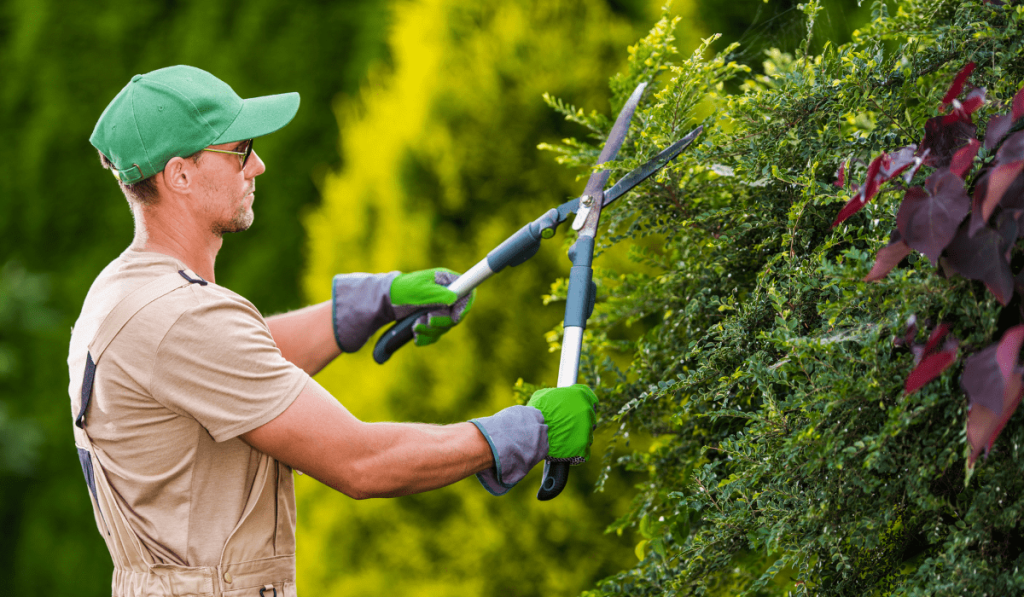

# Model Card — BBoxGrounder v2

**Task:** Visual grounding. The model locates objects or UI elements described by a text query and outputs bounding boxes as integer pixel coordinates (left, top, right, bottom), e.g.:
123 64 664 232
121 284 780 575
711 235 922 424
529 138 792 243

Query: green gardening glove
390 268 476 346
527 384 599 464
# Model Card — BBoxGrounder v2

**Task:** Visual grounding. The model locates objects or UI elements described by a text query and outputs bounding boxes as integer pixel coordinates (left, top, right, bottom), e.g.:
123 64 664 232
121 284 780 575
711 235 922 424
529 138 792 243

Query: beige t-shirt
68 249 310 567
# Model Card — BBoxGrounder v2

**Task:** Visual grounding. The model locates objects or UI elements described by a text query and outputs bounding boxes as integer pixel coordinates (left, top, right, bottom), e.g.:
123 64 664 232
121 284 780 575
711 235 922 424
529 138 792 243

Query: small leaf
949 139 980 179
635 539 647 561
896 172 970 265
865 230 912 281
941 62 975 105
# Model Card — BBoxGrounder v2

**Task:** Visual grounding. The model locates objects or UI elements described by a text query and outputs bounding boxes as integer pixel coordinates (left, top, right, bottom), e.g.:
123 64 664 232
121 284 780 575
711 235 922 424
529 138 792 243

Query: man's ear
161 156 195 194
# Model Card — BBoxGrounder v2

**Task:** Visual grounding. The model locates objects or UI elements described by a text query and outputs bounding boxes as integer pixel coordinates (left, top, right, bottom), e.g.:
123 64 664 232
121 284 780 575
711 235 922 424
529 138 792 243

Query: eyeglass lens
242 140 254 169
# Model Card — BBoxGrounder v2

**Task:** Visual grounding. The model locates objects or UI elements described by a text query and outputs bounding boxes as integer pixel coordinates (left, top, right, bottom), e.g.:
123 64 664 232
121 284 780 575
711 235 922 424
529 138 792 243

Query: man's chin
213 213 255 236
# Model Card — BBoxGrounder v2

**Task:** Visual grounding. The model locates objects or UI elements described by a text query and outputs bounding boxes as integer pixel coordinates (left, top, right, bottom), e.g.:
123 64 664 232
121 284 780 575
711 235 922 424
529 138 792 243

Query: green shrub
537 1 1024 594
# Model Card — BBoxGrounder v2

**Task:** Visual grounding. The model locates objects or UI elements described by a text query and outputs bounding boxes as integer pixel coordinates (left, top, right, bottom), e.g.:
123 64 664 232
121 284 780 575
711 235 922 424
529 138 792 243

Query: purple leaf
969 171 992 236
997 212 1018 260
985 114 1013 150
996 326 1024 381
904 313 919 347
861 154 885 203
961 87 986 115
941 62 976 105
943 220 1014 305
950 139 980 179
996 130 1024 164
923 323 952 357
834 159 848 187
832 195 867 229
906 351 956 394
920 116 977 169
880 146 918 182
896 172 970 265
904 322 958 395
995 169 1024 212
865 229 912 281
903 150 928 184
981 160 1024 221
967 386 1022 466
962 343 1005 414
963 325 1024 465
943 88 986 125
1013 85 1024 122
832 154 888 228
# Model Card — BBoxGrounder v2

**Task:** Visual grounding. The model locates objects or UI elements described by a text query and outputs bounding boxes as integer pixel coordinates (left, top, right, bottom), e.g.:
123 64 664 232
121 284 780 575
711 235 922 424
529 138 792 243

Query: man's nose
246 150 267 177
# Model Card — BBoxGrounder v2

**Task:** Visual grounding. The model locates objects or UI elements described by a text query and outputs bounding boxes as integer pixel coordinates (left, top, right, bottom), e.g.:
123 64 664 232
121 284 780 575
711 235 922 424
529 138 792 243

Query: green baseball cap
90 65 300 184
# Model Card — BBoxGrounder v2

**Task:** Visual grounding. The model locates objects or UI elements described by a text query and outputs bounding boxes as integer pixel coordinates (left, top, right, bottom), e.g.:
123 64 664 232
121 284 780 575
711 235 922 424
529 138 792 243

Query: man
69 65 597 597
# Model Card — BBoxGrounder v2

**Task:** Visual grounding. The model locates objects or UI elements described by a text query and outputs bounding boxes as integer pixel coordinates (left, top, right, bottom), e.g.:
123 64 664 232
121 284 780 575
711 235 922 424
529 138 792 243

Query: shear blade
601 125 703 208
578 83 647 201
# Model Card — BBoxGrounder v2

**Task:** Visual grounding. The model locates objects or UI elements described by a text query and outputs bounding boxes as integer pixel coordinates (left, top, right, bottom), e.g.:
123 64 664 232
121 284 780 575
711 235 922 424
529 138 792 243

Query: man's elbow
325 457 380 500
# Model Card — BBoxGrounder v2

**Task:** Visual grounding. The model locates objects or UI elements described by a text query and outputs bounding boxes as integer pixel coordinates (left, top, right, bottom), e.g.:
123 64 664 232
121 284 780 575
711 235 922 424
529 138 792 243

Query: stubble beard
212 192 255 236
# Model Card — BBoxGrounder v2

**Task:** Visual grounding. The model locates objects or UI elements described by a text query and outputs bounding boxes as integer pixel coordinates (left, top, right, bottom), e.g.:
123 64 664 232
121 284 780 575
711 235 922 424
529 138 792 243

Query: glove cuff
470 405 548 496
331 272 400 352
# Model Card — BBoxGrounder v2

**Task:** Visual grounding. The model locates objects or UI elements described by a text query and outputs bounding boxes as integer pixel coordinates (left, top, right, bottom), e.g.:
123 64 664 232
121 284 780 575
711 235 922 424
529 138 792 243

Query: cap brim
214 91 300 143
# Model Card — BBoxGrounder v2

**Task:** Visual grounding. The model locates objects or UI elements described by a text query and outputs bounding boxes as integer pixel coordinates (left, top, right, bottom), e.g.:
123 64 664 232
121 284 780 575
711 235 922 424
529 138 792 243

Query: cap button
131 74 143 83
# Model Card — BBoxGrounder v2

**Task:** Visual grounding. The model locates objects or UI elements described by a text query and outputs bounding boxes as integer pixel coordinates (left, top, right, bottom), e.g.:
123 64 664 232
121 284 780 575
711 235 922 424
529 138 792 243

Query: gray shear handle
537 460 570 501
373 309 428 364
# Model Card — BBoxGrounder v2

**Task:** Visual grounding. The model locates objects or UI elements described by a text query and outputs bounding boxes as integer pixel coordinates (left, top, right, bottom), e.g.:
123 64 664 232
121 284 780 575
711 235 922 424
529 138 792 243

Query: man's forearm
266 300 340 375
337 421 494 499
242 380 495 500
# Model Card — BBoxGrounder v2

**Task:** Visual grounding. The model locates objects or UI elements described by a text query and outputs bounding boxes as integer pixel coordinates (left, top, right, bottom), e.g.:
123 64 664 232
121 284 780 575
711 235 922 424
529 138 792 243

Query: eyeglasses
202 139 253 169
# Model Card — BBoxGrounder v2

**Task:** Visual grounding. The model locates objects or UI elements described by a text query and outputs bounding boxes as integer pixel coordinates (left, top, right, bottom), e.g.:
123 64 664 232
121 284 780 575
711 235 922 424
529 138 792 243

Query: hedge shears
373 82 702 500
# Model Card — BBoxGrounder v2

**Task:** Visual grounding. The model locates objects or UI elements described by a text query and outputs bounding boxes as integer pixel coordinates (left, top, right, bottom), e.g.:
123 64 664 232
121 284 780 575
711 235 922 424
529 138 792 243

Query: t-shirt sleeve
150 293 310 442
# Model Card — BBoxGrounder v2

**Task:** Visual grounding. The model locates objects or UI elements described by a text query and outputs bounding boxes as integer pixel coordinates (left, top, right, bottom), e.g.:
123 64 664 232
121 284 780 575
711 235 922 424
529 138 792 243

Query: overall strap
76 269 206 430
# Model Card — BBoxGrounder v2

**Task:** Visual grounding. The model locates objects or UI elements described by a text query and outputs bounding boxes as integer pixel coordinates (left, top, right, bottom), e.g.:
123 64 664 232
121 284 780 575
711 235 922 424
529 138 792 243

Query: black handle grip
373 308 428 364
537 460 570 501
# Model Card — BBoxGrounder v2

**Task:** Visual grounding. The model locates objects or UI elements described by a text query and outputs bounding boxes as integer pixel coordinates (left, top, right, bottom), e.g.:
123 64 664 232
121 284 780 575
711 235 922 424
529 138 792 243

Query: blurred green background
0 0 865 594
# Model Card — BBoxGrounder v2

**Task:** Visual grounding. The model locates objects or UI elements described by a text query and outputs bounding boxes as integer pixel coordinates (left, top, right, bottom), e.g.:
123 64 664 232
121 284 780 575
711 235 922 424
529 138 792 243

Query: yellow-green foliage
299 0 704 595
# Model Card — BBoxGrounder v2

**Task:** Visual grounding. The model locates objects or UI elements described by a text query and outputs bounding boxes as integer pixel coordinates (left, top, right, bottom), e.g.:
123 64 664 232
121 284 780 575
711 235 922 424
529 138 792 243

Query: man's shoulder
70 250 262 356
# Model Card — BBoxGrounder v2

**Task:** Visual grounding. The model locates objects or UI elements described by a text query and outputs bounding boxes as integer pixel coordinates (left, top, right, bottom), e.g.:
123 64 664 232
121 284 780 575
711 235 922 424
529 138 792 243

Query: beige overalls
71 269 298 597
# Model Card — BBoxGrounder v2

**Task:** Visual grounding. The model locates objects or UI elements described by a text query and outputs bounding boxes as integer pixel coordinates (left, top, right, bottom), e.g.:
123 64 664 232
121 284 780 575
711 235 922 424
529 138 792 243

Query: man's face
194 140 265 236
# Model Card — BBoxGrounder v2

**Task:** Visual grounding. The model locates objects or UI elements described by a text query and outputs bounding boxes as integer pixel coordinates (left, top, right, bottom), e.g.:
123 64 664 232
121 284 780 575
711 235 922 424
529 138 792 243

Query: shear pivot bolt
581 195 594 207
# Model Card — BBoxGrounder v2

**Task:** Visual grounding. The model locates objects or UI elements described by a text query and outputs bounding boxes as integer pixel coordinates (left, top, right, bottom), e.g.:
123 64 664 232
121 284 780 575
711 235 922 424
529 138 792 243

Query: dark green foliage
0 1 390 593
540 1 1024 594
